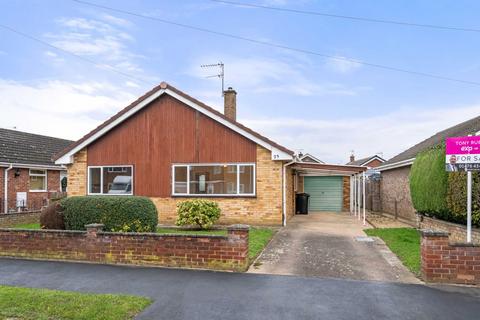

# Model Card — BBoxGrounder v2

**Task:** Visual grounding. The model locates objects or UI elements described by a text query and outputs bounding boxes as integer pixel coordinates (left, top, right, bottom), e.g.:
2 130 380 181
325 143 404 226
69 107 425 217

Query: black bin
296 193 310 214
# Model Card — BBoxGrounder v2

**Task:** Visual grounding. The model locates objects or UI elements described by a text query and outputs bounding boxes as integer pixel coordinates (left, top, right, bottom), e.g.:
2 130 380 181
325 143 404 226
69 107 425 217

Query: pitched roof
54 82 294 163
299 153 324 164
347 155 385 166
381 115 480 167
0 128 73 167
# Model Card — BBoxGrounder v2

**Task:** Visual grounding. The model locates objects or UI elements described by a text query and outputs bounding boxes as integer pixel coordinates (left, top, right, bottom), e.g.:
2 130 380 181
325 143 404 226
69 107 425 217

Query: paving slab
249 212 420 283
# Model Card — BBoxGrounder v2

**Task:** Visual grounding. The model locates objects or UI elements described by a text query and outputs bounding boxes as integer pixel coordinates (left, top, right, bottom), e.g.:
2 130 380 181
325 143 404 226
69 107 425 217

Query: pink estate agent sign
446 136 480 155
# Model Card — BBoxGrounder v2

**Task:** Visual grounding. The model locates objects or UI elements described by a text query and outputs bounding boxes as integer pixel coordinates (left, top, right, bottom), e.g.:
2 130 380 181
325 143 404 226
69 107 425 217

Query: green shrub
176 199 221 229
409 145 449 215
40 202 65 230
61 196 158 232
445 171 480 227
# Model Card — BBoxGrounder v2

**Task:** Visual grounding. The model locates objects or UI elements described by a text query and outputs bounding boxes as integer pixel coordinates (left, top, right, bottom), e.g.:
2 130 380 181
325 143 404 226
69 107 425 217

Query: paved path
249 212 419 283
0 259 479 319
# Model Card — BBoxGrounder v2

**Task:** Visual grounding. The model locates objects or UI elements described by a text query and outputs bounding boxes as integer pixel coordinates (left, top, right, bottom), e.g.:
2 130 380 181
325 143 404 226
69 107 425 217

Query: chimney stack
350 152 355 163
224 87 237 121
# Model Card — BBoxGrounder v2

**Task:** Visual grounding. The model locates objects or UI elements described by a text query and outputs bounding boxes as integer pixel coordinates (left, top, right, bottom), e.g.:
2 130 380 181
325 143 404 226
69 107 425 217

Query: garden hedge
446 171 480 227
409 145 449 215
61 196 158 232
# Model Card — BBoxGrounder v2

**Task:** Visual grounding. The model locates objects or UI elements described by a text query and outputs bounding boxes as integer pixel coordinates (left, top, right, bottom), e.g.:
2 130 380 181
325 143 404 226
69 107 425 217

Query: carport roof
292 162 367 175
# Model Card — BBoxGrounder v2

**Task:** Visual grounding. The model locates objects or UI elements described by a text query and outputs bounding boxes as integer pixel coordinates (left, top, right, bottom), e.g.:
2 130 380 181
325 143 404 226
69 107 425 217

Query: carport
291 162 368 223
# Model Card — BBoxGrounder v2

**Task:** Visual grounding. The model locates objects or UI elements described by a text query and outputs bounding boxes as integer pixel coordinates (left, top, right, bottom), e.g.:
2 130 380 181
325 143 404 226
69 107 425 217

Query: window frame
171 163 256 197
29 169 47 192
87 165 134 196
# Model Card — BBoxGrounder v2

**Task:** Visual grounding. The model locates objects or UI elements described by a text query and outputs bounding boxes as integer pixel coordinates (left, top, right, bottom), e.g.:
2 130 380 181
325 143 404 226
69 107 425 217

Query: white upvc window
29 169 47 192
172 163 256 197
87 165 133 195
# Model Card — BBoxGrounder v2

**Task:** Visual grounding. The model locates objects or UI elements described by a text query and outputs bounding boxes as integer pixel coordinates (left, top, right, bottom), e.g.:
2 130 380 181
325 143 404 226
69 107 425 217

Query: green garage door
304 176 343 212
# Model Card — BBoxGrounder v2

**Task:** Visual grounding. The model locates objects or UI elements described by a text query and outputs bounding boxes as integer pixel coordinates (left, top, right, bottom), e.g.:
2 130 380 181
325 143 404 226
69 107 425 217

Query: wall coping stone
227 224 250 231
420 229 449 237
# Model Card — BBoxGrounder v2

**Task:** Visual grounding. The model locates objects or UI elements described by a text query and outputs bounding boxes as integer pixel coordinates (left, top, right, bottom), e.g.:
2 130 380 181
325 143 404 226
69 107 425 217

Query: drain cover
354 236 375 242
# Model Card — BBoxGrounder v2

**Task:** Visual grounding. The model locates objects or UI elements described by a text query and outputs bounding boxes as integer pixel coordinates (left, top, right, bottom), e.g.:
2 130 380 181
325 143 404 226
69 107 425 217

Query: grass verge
364 227 421 276
0 285 151 320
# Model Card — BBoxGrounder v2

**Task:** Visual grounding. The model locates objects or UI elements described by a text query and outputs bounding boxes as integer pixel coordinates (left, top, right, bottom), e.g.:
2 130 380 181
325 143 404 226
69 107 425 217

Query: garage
304 176 343 212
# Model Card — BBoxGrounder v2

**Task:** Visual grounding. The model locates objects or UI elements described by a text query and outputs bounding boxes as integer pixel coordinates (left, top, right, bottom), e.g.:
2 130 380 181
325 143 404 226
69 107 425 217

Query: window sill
29 190 47 193
87 193 133 196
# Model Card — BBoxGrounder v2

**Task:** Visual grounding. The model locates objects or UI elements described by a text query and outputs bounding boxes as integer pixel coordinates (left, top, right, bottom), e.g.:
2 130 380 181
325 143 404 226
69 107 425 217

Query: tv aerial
201 62 224 96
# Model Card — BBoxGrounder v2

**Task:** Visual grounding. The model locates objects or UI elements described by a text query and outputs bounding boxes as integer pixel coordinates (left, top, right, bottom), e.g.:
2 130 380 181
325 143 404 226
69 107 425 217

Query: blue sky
1 0 480 163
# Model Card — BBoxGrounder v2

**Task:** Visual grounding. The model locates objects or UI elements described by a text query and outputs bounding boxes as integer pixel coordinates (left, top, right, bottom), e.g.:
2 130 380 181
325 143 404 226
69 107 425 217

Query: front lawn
12 223 274 263
0 285 151 320
364 228 421 275
11 222 41 229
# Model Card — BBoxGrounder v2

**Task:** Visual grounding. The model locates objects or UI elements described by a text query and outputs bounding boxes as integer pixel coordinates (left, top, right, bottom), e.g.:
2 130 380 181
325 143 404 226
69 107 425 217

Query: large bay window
29 169 47 192
88 166 133 195
172 163 255 196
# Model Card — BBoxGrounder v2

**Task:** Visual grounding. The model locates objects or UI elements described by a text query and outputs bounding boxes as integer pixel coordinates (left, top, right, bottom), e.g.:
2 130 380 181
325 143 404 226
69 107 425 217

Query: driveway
0 259 479 320
249 212 419 283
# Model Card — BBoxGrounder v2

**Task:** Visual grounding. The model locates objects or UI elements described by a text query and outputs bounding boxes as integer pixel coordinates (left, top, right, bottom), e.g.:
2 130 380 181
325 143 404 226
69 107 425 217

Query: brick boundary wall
0 224 249 271
419 215 480 244
421 230 480 285
0 211 41 228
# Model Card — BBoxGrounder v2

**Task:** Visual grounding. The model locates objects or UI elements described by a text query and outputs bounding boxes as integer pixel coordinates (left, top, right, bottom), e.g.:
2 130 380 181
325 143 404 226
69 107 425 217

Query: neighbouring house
346 154 385 168
376 115 480 223
54 82 366 226
298 153 324 164
0 128 72 213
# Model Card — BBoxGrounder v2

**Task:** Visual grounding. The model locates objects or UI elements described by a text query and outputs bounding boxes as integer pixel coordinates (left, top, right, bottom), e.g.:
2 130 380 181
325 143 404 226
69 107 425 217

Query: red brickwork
1 168 64 212
420 215 480 245
0 224 250 271
421 230 480 285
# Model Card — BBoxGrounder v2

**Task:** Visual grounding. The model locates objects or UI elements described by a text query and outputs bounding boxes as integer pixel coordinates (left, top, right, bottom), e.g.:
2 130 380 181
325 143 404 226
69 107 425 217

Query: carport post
357 174 361 221
353 174 357 216
362 171 366 226
350 175 354 214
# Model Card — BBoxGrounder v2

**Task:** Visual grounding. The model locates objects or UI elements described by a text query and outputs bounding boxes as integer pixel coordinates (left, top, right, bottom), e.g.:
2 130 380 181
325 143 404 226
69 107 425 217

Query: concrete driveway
249 212 420 283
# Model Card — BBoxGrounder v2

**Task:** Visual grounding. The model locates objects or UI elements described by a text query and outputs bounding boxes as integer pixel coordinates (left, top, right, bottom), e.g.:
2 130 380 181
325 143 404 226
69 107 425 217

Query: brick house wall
380 166 416 223
1 167 64 212
365 159 383 168
67 146 289 226
342 176 350 212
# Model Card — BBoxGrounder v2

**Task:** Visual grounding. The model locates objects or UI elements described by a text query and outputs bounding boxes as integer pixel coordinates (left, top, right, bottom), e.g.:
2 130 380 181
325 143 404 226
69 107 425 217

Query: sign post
446 135 480 243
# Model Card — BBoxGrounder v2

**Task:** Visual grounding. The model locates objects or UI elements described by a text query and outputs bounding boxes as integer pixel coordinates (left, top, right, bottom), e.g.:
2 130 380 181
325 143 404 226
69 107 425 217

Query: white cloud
242 104 480 164
325 56 362 74
0 79 136 140
44 16 144 77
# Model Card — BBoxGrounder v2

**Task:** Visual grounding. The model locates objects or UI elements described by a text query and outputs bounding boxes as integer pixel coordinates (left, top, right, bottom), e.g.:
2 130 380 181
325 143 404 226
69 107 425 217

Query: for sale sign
446 136 480 172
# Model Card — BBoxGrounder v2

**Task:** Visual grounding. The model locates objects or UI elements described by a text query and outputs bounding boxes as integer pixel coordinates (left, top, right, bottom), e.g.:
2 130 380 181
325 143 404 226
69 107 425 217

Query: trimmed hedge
61 196 158 232
446 172 480 227
410 145 449 215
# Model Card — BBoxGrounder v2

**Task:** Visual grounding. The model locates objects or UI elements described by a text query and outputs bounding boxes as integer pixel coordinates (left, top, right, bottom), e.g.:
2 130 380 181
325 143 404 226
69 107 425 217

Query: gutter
282 159 296 226
0 162 66 171
376 158 415 172
4 164 12 214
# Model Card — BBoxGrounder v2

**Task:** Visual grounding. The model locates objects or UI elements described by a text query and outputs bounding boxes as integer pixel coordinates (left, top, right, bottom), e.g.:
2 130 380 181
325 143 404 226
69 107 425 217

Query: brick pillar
421 229 450 282
85 223 104 238
227 224 249 270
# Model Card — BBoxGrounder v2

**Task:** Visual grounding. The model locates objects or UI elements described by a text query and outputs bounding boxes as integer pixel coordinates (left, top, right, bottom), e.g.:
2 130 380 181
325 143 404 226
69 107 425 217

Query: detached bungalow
376 115 480 223
54 82 366 225
1 128 72 213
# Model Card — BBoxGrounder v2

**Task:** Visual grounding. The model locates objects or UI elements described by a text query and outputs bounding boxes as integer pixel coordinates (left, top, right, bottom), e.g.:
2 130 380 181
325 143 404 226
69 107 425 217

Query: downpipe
4 164 13 214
